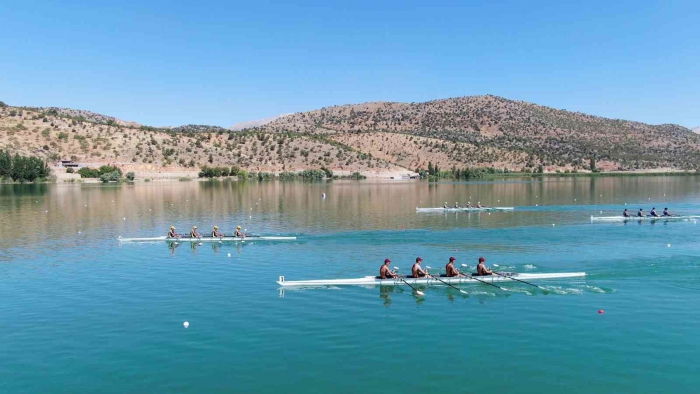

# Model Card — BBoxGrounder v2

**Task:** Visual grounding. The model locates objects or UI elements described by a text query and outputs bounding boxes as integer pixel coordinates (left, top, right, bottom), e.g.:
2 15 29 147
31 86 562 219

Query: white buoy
183 321 189 328
84 204 87 207
667 244 671 248
535 204 538 207
574 199 577 201
227 253 231 257
78 231 81 234
552 224 555 226
123 217 126 220
45 210 48 213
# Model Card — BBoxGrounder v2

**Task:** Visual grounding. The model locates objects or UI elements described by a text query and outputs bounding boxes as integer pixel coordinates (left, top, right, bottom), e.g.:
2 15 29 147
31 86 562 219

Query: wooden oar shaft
493 271 543 289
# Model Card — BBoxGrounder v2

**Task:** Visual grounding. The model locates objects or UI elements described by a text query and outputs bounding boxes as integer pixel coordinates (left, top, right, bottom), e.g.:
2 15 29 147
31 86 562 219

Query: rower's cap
236 225 241 229
652 207 656 209
664 207 668 209
214 226 218 229
170 226 175 229
449 257 456 262
193 226 197 228
478 257 485 262
384 258 391 263
416 257 423 262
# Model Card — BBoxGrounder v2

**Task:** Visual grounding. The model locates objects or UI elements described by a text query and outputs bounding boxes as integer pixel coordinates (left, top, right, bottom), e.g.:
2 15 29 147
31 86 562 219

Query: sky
0 0 698 128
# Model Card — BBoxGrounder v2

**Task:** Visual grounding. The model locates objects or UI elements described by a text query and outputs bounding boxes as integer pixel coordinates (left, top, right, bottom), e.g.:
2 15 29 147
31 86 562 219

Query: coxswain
379 259 398 279
623 209 630 218
637 208 644 217
445 257 461 277
167 226 180 239
650 207 659 217
234 226 246 238
476 257 493 276
212 225 224 237
190 226 201 238
663 207 671 217
411 257 428 278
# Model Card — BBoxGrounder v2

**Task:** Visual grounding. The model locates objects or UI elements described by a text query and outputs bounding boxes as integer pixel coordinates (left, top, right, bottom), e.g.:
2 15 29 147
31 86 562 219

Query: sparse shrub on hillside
66 167 74 174
126 172 135 181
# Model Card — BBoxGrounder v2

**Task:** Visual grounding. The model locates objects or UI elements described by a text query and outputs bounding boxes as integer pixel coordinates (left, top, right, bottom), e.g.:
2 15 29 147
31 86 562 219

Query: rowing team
167 225 247 239
623 207 673 218
443 201 484 208
379 256 492 279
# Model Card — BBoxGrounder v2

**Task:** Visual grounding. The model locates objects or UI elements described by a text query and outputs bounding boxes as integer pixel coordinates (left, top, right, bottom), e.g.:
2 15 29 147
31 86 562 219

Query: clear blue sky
1 0 698 128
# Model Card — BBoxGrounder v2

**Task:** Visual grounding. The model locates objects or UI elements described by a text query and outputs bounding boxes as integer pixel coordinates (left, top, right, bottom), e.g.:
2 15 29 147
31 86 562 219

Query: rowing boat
416 207 514 212
118 235 297 242
590 215 700 222
277 272 585 287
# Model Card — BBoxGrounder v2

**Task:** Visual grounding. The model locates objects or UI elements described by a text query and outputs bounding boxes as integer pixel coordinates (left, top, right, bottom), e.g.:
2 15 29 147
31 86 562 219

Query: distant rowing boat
118 235 297 242
590 215 700 222
416 207 514 213
277 272 585 287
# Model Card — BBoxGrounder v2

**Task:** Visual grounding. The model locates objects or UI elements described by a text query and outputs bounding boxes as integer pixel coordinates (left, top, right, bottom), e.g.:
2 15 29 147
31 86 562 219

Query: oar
424 266 467 294
460 264 506 290
492 271 546 290
393 267 424 296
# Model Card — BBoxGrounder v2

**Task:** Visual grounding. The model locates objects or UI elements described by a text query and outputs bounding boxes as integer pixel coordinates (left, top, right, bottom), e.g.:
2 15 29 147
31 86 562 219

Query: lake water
1 177 699 393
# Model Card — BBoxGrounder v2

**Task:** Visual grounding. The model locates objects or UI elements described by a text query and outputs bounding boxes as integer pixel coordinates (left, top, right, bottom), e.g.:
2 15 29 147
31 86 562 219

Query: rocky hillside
0 105 400 174
253 95 700 170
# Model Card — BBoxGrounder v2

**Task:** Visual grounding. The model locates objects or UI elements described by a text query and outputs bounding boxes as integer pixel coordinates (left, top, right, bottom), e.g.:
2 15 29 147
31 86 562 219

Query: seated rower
650 207 659 217
663 207 671 217
234 226 246 238
637 208 644 217
477 201 483 208
379 259 398 279
476 257 493 276
466 202 471 208
443 202 449 209
412 257 428 278
190 226 201 238
623 209 630 218
445 257 461 277
212 225 224 237
168 226 180 239
454 202 460 208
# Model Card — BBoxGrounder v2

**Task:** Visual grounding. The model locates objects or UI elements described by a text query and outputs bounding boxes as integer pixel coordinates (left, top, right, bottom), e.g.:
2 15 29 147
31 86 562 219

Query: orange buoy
598 309 604 314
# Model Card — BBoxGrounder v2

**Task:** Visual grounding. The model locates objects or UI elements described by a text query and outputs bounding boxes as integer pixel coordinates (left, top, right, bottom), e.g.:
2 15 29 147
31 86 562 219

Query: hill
0 105 402 178
693 127 700 134
253 95 700 171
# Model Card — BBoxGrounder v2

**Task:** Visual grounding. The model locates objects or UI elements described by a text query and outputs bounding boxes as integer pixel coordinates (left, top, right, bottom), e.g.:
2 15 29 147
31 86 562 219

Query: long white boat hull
591 215 700 222
277 272 585 287
416 207 514 212
119 235 297 242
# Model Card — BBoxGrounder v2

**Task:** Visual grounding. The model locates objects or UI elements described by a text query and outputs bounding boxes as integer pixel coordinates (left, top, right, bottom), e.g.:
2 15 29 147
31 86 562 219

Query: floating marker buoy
45 210 48 213
535 204 538 207
123 217 126 220
552 224 555 226
667 244 671 248
227 253 231 257
598 310 604 314
85 204 87 207
78 231 81 234
183 321 189 328
574 199 577 201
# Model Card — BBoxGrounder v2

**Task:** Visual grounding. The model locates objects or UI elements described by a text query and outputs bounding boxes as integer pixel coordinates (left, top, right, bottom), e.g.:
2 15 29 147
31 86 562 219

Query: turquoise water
1 177 700 393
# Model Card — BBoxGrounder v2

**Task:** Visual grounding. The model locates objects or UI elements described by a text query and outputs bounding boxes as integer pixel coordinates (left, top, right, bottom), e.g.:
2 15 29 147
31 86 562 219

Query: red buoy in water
598 309 605 314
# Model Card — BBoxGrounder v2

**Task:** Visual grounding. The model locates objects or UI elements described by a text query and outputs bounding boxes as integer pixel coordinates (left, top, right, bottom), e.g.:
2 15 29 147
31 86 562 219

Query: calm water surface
1 177 699 393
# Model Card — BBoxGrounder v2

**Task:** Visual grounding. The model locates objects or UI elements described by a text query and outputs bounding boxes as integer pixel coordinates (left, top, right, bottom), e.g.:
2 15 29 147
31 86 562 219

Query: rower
168 226 180 239
637 208 644 217
234 226 246 238
477 201 483 208
454 202 460 208
212 225 224 237
663 207 671 217
379 259 398 279
445 257 461 277
466 202 471 208
650 207 659 217
623 209 630 218
412 257 428 278
190 226 201 238
443 202 449 209
476 257 493 276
